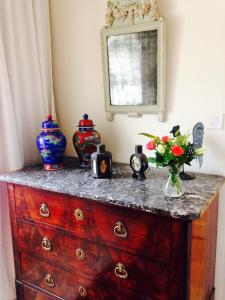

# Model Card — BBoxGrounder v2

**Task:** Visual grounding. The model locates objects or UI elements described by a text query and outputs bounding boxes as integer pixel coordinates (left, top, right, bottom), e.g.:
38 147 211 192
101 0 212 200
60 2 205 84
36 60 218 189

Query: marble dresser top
0 158 224 221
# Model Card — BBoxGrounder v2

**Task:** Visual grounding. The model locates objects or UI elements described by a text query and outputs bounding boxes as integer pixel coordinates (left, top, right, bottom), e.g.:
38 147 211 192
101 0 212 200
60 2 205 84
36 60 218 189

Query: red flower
171 145 184 157
146 141 156 150
161 136 170 143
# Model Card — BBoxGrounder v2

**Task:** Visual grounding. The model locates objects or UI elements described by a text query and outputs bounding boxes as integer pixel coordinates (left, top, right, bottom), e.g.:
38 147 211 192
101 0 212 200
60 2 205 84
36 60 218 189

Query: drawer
23 284 150 300
15 185 172 262
17 220 170 290
21 254 153 300
22 248 169 300
23 284 56 300
17 220 99 276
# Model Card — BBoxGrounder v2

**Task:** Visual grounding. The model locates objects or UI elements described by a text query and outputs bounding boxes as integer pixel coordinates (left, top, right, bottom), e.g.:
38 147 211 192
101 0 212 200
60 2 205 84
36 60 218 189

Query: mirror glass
107 30 157 106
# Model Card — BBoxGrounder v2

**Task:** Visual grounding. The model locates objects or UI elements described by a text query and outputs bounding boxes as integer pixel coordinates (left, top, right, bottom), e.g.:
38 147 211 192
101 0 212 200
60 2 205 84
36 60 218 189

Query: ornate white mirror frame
101 0 165 122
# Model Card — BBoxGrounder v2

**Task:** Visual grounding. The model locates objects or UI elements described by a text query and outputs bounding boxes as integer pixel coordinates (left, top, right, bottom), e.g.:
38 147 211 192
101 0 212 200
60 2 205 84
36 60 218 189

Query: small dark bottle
91 144 112 178
130 145 149 180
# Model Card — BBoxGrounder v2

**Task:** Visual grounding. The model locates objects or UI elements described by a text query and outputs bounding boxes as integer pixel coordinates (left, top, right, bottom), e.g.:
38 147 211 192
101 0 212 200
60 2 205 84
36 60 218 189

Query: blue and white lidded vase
36 115 67 171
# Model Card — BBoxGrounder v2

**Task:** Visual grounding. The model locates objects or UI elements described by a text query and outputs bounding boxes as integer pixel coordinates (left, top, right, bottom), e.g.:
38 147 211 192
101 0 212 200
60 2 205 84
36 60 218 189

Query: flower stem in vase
164 166 185 198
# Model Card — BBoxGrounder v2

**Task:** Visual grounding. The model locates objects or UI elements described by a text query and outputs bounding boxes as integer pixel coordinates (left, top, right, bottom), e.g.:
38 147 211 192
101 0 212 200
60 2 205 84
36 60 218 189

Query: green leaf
139 133 157 139
148 157 156 163
175 130 180 137
175 135 188 146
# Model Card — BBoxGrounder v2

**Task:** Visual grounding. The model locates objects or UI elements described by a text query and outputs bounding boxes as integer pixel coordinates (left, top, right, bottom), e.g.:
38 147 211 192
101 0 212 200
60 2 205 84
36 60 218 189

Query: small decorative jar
91 144 112 178
36 115 67 171
73 114 101 168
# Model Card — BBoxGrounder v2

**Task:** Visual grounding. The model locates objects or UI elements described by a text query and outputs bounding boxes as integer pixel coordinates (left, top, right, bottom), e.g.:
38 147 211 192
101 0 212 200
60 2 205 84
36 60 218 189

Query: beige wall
49 1 225 298
49 0 225 175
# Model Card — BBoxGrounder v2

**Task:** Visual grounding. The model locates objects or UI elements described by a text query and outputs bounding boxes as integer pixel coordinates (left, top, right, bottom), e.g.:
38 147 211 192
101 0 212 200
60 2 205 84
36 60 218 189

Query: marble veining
0 158 224 221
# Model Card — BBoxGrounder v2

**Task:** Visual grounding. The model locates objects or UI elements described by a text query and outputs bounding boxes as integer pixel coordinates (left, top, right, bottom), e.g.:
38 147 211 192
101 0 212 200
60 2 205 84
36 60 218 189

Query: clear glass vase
163 166 185 198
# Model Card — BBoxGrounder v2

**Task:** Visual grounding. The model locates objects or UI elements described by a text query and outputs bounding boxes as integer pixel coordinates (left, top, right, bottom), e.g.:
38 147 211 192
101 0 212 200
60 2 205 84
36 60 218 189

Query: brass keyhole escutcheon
45 274 55 287
74 208 84 221
79 285 87 297
40 203 50 218
114 221 128 239
41 237 52 251
76 248 86 260
114 262 128 280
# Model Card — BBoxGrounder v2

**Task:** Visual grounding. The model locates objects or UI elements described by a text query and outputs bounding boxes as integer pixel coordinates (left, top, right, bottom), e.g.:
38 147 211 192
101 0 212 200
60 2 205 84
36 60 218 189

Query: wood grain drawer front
23 285 57 300
100 246 169 299
17 219 170 294
21 250 169 300
21 254 153 300
14 186 91 238
23 285 151 300
15 185 172 262
17 220 99 276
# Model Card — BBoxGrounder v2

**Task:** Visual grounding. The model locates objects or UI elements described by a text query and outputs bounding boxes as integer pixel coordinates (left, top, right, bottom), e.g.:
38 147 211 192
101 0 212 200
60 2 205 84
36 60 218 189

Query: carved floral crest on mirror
101 0 165 121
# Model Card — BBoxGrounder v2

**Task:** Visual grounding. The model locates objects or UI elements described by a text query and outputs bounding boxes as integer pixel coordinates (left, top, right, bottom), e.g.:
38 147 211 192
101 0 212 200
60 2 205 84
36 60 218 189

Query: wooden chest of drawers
5 183 219 300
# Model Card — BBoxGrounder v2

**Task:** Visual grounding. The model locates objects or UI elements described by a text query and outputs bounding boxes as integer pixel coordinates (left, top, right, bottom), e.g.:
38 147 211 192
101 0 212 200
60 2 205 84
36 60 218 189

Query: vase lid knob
47 114 52 121
42 115 59 130
78 114 95 128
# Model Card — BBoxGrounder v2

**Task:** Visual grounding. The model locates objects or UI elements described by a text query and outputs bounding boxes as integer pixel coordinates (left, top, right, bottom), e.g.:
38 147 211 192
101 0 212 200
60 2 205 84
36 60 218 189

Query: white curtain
0 1 55 299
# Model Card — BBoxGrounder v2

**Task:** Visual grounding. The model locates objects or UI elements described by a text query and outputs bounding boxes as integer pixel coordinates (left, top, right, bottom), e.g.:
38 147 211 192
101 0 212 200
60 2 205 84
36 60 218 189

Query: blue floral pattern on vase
36 115 67 170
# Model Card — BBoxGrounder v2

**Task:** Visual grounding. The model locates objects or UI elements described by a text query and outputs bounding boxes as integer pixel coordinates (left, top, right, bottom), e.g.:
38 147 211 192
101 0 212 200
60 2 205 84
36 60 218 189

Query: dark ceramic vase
73 114 101 168
36 115 67 170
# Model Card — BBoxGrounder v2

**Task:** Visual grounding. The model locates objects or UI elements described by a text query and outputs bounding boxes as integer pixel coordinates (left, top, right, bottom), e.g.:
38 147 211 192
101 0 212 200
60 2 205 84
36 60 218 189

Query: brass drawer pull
45 274 55 287
114 221 128 239
114 263 128 280
76 248 85 260
40 203 50 218
42 237 52 251
74 208 84 221
79 285 87 297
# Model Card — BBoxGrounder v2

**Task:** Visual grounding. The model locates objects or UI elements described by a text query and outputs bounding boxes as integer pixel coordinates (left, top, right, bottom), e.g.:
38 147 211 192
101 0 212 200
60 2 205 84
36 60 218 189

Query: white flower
106 7 113 15
156 144 166 154
195 148 205 155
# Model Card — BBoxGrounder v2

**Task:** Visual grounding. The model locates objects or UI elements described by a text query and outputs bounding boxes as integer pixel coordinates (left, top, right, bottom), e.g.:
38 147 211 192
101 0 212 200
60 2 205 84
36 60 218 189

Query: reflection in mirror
107 30 157 106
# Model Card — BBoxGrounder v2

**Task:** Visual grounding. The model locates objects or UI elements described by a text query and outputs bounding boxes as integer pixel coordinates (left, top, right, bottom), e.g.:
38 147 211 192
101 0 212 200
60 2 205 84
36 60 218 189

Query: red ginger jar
73 114 101 168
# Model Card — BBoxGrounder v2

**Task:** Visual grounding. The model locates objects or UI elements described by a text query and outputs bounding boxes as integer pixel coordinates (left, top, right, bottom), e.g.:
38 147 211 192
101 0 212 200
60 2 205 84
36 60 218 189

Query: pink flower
171 145 184 157
161 136 170 143
146 141 156 150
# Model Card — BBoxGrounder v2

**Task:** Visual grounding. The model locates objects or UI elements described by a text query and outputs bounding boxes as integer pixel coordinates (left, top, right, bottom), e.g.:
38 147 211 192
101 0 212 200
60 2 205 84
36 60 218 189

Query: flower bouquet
140 126 204 198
